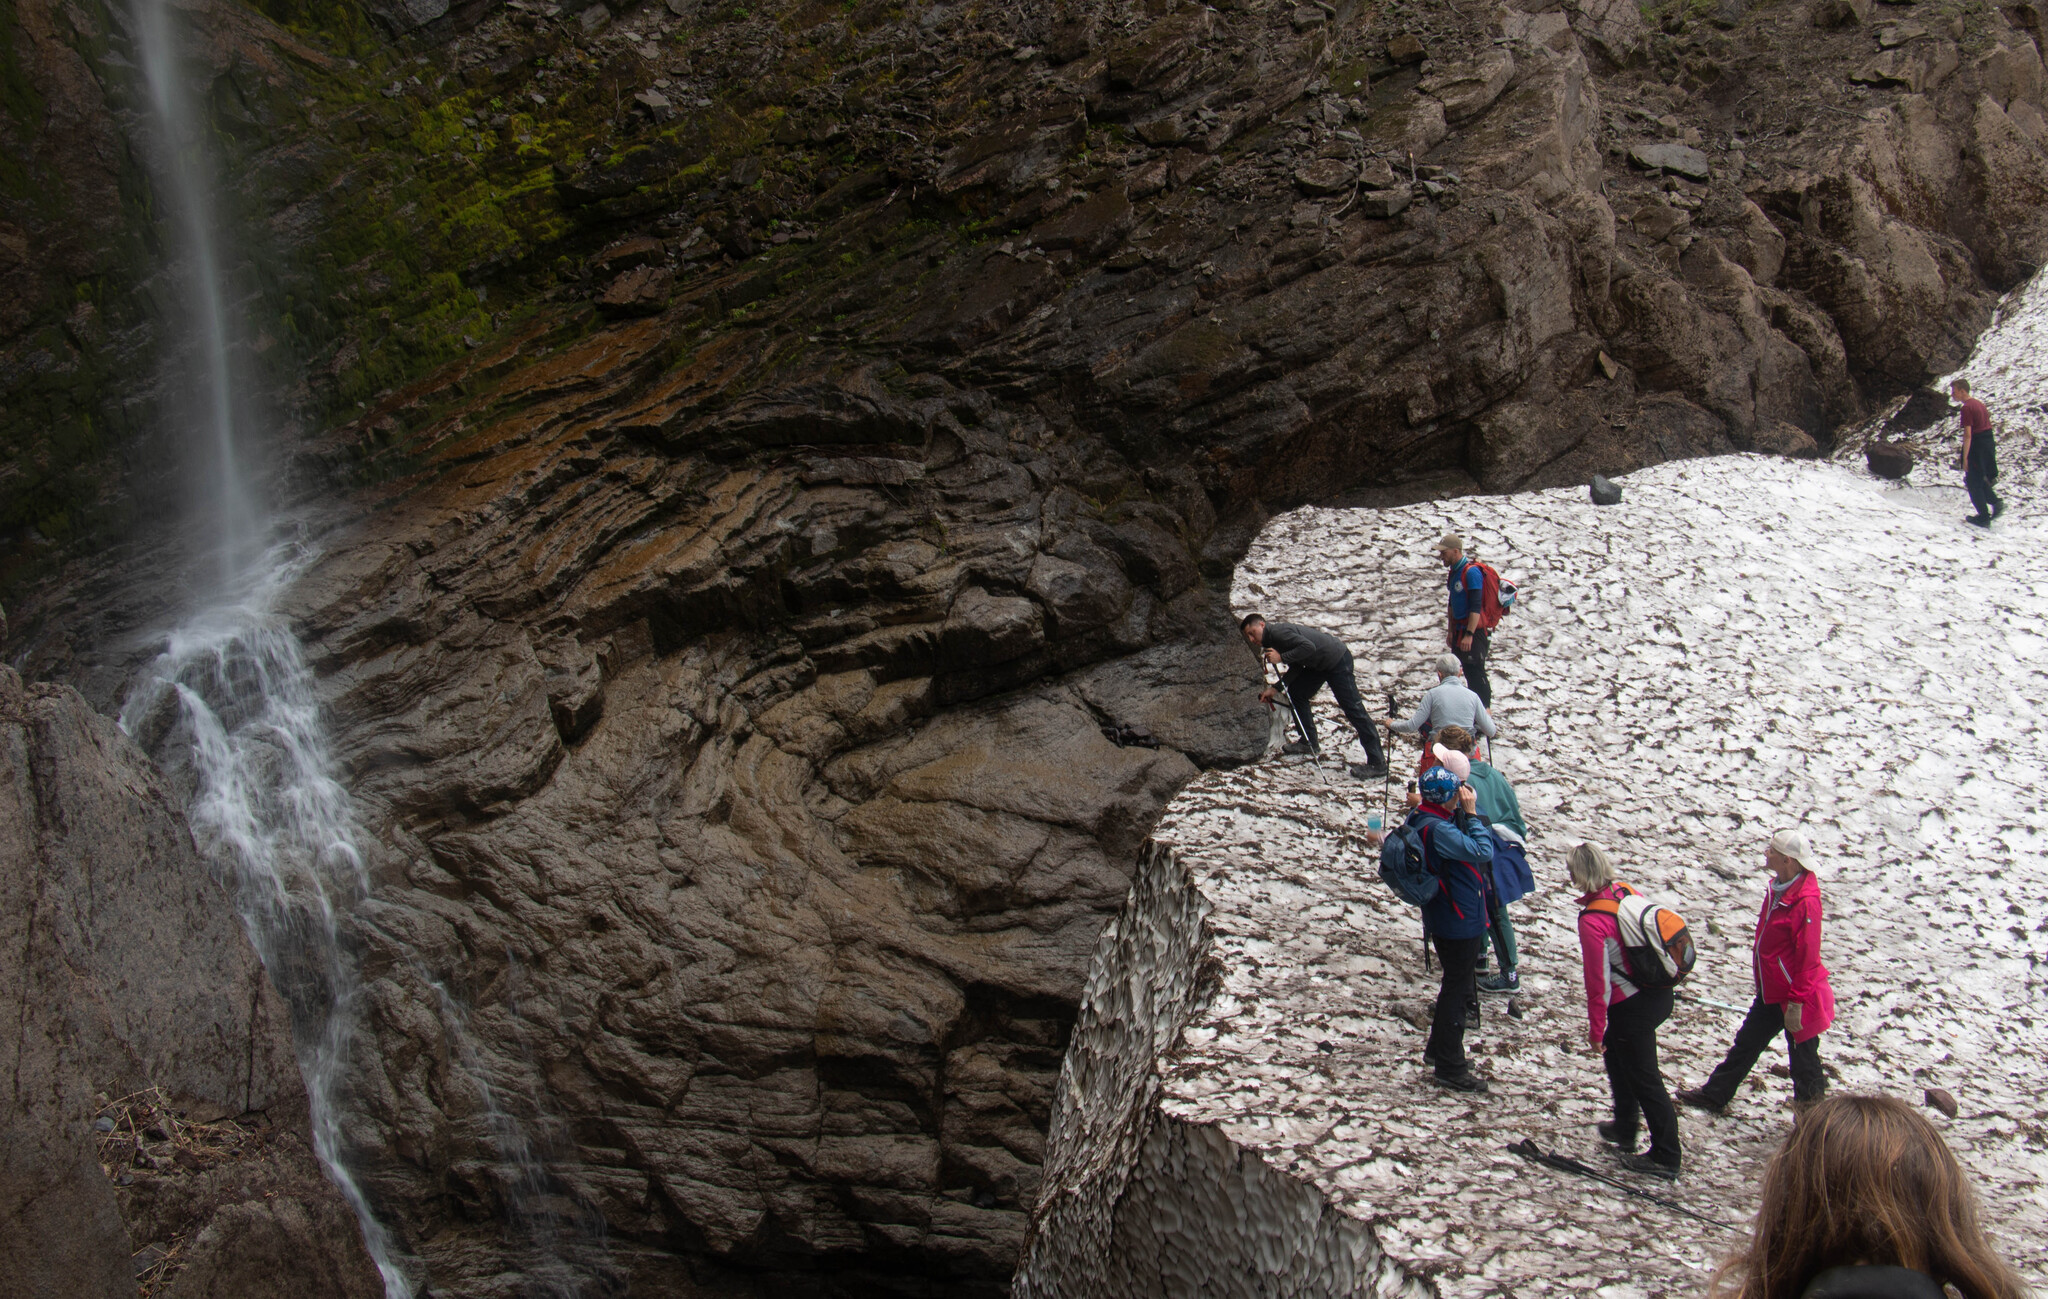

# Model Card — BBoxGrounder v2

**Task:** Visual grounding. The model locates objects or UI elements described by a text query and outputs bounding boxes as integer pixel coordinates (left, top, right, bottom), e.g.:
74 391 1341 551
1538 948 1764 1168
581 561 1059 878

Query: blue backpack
1378 817 1440 907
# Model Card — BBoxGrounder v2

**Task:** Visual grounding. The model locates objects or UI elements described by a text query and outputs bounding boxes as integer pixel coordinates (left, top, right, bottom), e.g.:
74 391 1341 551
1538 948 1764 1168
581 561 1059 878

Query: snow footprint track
1027 454 2048 1297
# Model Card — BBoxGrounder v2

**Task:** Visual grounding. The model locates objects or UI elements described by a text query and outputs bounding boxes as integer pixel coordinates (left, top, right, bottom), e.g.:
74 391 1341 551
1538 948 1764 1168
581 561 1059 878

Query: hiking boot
1674 1088 1723 1114
1966 514 1992 528
1616 1152 1680 1180
1477 970 1519 996
1349 761 1389 781
1596 1121 1636 1149
1433 1071 1489 1094
1282 739 1316 755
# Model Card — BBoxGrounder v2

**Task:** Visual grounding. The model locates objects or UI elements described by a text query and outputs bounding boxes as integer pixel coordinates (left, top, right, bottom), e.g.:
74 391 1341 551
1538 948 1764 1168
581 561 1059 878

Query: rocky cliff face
0 662 382 1298
7 0 2048 1292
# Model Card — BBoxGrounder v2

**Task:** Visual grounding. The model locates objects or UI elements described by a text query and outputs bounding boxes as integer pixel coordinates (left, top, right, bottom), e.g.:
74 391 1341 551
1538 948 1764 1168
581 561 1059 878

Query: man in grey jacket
1240 614 1389 778
1384 655 1496 767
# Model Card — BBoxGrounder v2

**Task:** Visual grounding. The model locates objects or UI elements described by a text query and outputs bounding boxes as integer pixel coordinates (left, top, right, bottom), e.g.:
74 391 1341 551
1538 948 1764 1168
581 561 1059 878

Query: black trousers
1604 989 1681 1166
1966 463 2003 519
1697 998 1828 1106
1426 934 1484 1076
1454 628 1492 707
1285 655 1386 767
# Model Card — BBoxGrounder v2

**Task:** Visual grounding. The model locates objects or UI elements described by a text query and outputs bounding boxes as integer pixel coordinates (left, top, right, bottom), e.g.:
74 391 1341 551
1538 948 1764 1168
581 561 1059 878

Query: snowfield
1148 436 2048 1291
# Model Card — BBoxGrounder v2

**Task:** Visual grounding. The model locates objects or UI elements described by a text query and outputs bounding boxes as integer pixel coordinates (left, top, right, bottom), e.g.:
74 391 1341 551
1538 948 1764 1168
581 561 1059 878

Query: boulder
1590 474 1624 504
1421 49 1517 122
1866 439 1916 478
1387 33 1427 63
1924 1087 1960 1118
1884 387 1952 434
1293 160 1356 196
1627 142 1713 181
596 264 675 316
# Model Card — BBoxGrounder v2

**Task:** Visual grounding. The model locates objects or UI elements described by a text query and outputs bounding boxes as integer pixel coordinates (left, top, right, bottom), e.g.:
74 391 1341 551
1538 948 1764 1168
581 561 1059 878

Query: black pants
1966 463 2003 519
1285 655 1386 767
1454 629 1492 707
1697 999 1828 1106
1604 989 1681 1166
1426 934 1484 1076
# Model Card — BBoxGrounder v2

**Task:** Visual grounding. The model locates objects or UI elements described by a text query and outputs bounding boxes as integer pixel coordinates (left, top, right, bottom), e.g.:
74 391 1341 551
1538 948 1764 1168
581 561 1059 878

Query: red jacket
1751 870 1835 1042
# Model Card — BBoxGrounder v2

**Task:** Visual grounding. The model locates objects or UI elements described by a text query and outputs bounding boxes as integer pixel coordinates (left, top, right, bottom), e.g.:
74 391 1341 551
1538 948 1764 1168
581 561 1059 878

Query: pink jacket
1751 870 1835 1042
1576 883 1640 1045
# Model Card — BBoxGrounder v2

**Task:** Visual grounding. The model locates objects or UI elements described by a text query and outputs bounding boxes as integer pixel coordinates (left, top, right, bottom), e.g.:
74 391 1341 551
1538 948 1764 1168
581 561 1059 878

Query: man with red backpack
1437 533 1505 707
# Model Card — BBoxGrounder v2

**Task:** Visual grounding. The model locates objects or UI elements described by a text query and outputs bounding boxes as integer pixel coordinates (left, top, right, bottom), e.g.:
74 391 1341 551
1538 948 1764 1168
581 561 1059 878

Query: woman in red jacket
1678 829 1835 1115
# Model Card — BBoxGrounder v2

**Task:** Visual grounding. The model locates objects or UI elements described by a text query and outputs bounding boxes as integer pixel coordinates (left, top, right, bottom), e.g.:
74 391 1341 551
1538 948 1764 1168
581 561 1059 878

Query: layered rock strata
0 664 382 1298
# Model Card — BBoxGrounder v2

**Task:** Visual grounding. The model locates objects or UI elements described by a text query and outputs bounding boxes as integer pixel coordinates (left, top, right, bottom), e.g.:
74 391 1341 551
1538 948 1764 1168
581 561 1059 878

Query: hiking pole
1506 1140 1738 1231
1678 991 1750 1016
1273 671 1333 788
1242 635 1330 786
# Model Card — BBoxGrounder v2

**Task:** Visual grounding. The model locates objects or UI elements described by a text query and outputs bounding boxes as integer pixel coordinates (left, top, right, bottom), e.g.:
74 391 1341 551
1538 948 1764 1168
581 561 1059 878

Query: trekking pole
1381 689 1398 825
1506 1140 1737 1230
1677 991 1749 1016
1242 635 1330 787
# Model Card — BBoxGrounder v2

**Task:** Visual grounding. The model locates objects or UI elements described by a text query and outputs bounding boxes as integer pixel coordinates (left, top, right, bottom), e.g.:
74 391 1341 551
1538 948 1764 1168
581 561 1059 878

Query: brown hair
1712 1094 2029 1299
1435 725 1475 755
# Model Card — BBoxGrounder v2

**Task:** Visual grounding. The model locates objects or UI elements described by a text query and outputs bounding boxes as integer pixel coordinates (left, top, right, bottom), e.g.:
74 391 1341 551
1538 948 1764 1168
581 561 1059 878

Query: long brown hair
1712 1094 2030 1299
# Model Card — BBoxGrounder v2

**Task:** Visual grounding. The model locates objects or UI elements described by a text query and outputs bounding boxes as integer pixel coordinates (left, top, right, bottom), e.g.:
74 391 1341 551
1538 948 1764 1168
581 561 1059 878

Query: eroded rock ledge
1014 842 1430 1299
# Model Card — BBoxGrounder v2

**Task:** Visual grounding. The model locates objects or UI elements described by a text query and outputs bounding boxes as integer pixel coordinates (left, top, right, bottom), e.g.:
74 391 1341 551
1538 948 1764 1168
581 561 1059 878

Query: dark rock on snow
1590 474 1625 505
1866 440 1917 479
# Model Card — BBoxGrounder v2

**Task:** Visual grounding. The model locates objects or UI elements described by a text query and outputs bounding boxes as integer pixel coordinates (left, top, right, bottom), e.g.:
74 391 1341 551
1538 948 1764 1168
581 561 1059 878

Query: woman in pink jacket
1678 829 1835 1115
1571 841 1681 1178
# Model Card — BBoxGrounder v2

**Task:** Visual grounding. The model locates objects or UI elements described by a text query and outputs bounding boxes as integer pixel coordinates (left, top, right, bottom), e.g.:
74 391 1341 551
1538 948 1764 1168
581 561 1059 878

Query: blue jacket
1414 804 1495 939
1447 558 1486 623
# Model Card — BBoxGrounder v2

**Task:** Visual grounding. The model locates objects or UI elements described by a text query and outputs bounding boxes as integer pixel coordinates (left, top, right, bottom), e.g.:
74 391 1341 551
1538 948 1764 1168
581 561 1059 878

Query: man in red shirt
1951 377 2003 526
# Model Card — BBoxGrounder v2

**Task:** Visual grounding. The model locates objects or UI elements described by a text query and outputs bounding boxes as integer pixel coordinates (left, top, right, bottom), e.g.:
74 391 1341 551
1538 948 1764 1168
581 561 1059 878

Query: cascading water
120 552 414 1298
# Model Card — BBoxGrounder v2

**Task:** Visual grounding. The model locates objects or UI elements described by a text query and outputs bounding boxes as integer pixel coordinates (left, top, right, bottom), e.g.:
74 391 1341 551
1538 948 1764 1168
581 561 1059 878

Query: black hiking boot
1674 1088 1723 1114
1966 514 1992 528
1616 1151 1681 1180
1597 1121 1635 1149
1349 761 1389 780
1282 739 1315 755
1433 1071 1489 1094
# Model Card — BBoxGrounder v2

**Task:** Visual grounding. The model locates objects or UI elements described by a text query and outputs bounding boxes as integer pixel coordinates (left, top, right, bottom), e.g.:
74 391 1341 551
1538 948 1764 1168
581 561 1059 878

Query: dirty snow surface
1153 439 2048 1289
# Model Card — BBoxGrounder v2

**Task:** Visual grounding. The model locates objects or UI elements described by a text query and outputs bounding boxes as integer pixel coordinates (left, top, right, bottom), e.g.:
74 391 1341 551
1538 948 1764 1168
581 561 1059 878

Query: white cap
1431 744 1471 782
1769 828 1814 870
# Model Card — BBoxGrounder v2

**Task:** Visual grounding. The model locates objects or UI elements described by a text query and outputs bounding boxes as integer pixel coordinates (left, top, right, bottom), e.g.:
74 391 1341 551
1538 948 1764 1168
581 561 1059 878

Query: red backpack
1463 560 1519 631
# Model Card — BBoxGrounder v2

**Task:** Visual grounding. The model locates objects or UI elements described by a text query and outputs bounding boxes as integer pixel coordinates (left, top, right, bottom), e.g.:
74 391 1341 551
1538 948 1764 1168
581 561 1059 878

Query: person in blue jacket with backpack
1411 764 1497 1094
1437 532 1499 707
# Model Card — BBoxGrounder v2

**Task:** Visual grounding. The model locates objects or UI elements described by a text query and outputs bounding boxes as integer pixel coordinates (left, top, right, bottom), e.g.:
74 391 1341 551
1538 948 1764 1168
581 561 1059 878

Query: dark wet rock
1590 474 1624 504
1293 159 1356 196
1885 387 1955 434
1866 440 1916 478
1925 1086 1960 1118
595 265 675 316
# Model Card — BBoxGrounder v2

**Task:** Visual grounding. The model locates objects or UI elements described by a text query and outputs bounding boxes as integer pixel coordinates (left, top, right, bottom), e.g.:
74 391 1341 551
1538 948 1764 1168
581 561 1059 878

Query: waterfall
122 0 409 1290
